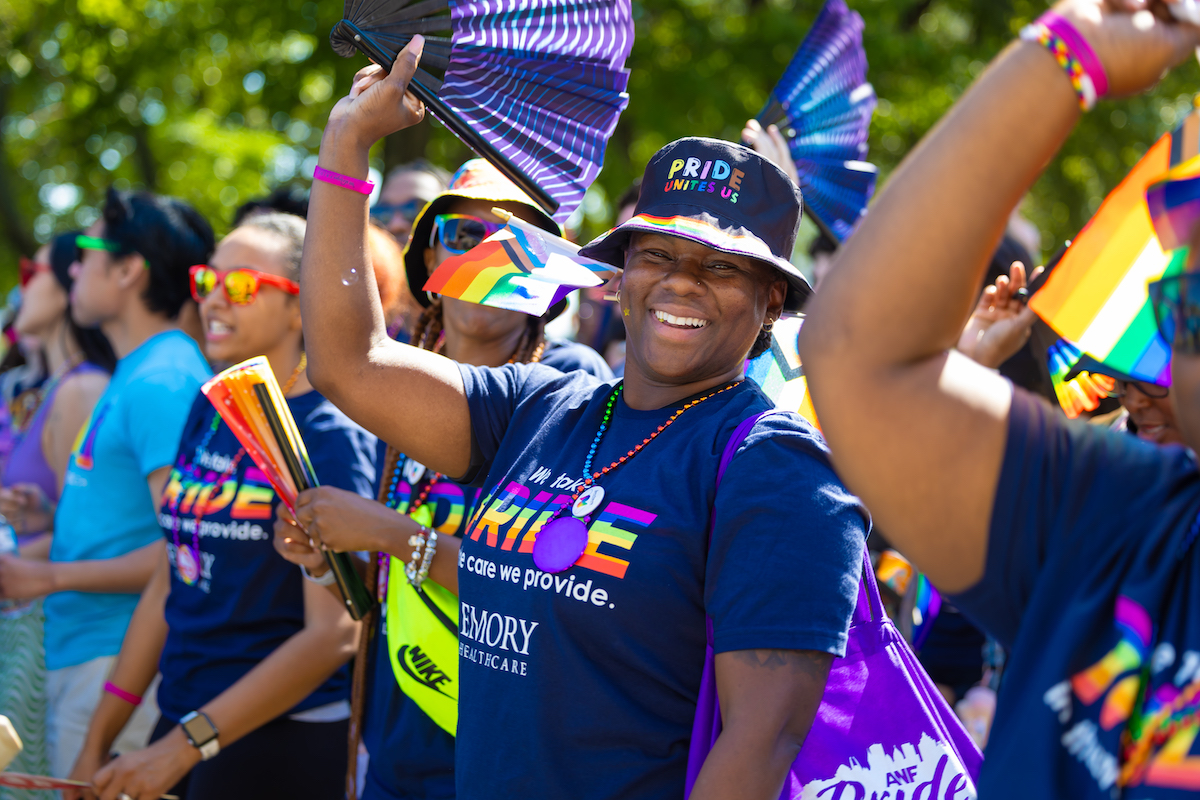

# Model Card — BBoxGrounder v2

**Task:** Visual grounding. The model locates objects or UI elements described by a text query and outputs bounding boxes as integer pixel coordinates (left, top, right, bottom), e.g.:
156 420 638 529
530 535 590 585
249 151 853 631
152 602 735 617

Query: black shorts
150 713 348 800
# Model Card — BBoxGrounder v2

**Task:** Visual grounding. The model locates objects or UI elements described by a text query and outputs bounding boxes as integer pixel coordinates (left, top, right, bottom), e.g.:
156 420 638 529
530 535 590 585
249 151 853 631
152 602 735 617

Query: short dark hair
102 187 214 319
49 231 117 372
232 187 310 226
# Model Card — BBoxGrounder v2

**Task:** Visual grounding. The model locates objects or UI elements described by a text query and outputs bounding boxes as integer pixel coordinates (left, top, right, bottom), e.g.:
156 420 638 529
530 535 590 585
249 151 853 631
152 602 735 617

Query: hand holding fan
201 357 373 620
752 0 877 242
331 0 634 223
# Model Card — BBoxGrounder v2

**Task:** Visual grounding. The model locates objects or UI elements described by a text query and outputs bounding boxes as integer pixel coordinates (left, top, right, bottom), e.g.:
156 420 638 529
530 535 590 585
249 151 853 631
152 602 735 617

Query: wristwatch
179 711 220 760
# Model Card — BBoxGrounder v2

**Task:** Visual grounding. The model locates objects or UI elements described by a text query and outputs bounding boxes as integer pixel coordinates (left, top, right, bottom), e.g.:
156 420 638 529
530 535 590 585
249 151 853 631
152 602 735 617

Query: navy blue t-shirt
453 364 866 800
156 390 378 722
361 340 612 800
952 391 1200 798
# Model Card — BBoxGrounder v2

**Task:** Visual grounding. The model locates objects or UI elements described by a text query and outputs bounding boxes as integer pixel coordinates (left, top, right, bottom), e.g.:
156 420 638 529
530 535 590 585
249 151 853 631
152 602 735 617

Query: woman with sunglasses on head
273 158 612 800
799 2 1200 795
295 40 867 800
0 231 115 797
66 213 377 800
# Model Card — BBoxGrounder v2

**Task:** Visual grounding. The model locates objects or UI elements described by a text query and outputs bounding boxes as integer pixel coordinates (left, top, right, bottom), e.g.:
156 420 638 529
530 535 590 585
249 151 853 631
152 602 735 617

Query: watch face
182 712 218 746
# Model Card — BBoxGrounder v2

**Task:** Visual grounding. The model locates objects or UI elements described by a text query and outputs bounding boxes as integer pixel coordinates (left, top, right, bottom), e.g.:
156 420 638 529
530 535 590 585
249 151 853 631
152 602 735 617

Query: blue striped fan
757 0 877 242
332 0 634 224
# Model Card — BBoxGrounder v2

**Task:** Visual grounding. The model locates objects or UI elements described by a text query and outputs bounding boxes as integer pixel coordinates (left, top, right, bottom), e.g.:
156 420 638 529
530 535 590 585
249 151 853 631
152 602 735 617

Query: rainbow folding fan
202 357 373 619
331 0 634 223
746 316 820 429
756 0 877 242
1047 338 1116 419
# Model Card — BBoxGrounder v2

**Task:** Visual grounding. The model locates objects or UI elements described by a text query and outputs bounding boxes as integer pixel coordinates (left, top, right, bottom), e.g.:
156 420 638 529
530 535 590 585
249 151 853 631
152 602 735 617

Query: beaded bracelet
405 526 435 588
1020 13 1108 112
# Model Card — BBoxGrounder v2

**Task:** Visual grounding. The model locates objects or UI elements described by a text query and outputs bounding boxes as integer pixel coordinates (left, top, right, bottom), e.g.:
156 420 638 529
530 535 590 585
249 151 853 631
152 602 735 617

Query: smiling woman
297 39 867 800
66 213 380 800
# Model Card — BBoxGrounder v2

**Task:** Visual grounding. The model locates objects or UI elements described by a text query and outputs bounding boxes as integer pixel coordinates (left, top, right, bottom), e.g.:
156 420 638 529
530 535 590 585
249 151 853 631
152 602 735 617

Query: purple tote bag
685 413 983 799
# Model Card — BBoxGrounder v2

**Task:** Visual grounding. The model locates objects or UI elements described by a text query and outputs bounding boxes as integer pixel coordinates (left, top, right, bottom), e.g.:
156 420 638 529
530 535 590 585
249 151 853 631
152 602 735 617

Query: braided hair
409 296 546 364
345 297 544 794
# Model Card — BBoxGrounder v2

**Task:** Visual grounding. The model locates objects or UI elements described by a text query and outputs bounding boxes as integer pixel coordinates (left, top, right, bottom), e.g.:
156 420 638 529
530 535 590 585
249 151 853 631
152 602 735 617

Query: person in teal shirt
0 187 214 777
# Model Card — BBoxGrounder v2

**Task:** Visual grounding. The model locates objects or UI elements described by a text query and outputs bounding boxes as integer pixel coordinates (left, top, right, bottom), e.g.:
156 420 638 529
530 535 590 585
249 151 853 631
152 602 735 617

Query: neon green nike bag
385 551 459 736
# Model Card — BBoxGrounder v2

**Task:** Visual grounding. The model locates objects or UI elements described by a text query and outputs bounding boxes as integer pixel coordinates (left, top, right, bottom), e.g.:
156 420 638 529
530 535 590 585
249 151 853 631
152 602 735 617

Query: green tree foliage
2 0 1197 286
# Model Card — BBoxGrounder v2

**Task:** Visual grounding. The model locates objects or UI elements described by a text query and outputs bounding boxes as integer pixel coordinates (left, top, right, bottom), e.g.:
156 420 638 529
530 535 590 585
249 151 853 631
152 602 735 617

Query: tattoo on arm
732 649 833 678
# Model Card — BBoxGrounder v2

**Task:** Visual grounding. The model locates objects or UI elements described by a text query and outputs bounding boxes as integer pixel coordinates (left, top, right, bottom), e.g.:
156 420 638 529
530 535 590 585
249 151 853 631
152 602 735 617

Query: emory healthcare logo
663 156 746 204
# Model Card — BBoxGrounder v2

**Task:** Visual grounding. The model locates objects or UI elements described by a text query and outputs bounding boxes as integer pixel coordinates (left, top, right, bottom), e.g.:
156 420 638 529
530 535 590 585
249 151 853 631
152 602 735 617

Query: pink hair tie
313 165 375 196
103 681 142 706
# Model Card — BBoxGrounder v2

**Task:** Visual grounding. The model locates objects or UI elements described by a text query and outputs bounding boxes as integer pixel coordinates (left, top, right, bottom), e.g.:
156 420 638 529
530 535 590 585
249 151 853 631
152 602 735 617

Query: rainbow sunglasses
189 265 299 305
431 214 505 255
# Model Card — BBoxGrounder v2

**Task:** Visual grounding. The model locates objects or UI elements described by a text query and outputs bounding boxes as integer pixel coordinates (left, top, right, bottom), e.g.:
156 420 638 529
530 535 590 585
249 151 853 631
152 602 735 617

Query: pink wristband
103 681 142 706
313 165 375 196
1040 11 1109 100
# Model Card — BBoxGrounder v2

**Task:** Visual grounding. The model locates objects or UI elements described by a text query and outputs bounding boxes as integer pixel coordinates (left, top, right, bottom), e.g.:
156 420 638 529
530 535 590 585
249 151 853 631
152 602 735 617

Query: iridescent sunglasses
190 265 299 305
370 198 428 226
431 214 505 255
1149 272 1200 355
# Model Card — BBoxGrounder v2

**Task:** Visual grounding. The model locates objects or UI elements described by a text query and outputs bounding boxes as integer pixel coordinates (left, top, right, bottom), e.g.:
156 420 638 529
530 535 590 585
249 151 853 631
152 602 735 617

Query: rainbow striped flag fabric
423 214 617 317
1029 108 1200 386
1146 155 1200 252
746 316 820 428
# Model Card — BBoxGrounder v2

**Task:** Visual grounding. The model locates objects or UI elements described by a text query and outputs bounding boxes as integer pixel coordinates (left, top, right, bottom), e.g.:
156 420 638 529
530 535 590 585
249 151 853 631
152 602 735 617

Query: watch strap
180 710 220 761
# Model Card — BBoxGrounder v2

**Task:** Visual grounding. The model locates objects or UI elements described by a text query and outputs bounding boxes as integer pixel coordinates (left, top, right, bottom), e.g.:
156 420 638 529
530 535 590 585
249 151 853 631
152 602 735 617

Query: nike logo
397 644 453 697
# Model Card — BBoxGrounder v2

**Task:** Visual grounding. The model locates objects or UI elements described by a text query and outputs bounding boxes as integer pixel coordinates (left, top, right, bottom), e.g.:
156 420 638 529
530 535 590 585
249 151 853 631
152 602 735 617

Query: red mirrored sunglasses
189 265 300 305
19 257 51 288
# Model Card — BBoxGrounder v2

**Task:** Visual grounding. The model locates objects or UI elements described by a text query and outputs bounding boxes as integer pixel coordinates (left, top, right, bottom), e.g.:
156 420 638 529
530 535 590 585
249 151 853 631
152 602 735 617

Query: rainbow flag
423 214 616 317
746 316 819 428
1029 108 1200 386
1146 155 1200 252
1046 338 1116 419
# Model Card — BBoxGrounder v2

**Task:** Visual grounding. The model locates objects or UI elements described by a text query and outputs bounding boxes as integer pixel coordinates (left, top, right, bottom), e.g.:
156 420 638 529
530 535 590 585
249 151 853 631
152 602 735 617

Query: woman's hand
273 502 330 576
91 727 199 800
325 36 427 151
1051 1 1200 97
63 744 109 800
0 554 55 599
0 483 54 535
742 119 799 186
958 261 1043 369
277 487 410 557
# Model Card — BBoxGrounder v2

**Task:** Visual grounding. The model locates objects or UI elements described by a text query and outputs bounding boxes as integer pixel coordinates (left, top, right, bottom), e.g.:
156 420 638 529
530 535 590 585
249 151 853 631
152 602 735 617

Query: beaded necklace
167 355 306 586
531 379 743 573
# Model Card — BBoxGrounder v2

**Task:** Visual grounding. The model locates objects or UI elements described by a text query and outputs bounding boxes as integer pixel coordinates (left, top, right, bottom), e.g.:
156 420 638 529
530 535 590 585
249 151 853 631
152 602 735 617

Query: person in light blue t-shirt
0 186 214 778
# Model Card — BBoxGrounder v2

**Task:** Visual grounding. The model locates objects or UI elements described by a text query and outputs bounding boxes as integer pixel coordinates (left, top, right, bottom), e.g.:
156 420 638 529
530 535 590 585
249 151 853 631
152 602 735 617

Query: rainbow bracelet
313 165 375 196
1020 13 1108 112
103 681 142 706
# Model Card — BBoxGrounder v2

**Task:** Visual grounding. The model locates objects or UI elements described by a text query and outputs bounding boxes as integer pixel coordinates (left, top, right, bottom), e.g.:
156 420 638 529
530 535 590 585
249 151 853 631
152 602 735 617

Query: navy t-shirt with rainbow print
155 389 378 723
951 391 1200 798
361 340 612 800
453 362 866 800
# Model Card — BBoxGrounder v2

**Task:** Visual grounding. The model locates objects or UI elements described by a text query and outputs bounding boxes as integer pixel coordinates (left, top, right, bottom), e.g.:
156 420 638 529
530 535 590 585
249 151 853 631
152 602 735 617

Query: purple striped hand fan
331 0 633 224
758 0 877 242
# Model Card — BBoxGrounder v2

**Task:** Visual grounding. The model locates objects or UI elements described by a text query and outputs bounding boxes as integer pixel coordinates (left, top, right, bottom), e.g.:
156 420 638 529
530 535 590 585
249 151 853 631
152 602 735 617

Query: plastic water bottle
0 519 32 619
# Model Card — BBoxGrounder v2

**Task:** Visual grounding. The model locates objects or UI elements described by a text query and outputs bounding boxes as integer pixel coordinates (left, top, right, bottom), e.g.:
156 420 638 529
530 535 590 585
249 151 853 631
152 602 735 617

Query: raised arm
302 36 473 477
798 1 1200 592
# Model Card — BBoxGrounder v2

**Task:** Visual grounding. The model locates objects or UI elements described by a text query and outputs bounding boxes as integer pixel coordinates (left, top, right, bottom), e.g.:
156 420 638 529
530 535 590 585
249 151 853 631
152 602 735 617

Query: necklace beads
574 380 742 503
